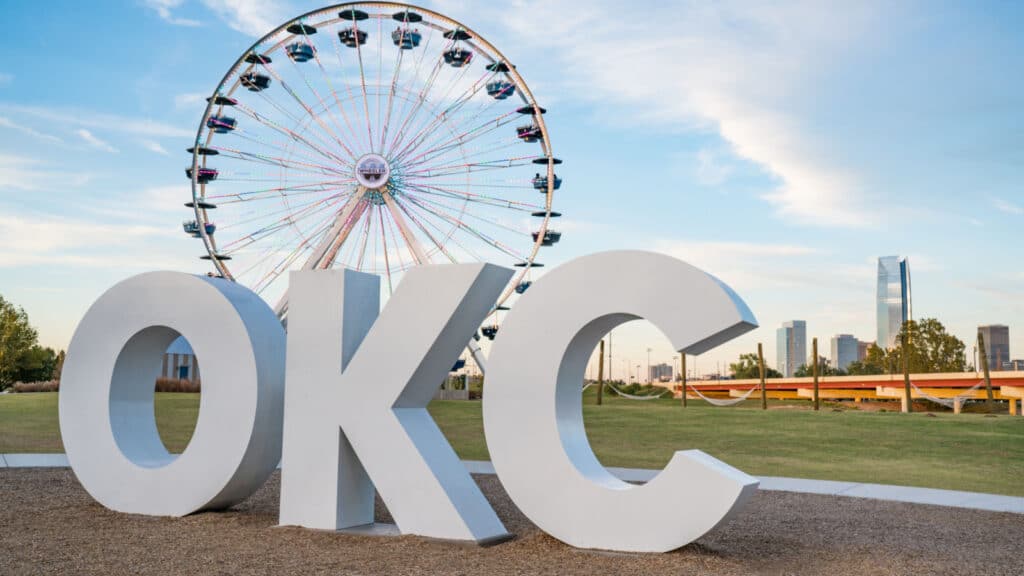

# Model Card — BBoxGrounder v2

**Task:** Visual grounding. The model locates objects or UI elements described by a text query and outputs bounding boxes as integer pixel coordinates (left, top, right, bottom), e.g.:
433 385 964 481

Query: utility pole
681 354 687 407
902 328 913 413
646 348 652 384
597 339 605 406
978 332 995 412
812 337 820 411
758 343 767 410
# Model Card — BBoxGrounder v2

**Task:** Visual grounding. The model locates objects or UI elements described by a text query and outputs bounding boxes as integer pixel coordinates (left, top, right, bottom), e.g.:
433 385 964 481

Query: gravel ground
1 469 1021 575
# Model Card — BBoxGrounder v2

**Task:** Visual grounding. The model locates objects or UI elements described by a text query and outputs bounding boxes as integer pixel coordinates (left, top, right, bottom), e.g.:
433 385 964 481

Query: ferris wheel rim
188 1 558 310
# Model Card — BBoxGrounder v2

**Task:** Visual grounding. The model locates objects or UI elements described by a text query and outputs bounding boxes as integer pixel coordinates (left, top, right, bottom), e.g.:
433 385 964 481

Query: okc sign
59 251 759 553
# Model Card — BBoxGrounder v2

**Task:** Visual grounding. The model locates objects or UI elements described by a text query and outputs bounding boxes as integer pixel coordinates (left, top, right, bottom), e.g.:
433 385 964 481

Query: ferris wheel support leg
467 337 487 375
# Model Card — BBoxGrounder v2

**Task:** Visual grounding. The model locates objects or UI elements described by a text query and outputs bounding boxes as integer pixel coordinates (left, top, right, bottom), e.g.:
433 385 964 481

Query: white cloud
174 92 207 110
0 211 181 269
0 103 193 138
482 1 880 227
144 0 202 27
992 197 1023 215
141 139 170 155
695 149 733 186
655 239 824 291
0 72 12 85
76 129 119 153
0 154 95 192
200 0 290 37
0 116 64 144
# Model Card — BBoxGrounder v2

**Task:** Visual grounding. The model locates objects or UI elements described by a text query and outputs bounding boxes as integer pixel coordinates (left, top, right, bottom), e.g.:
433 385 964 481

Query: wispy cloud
0 116 64 144
199 0 289 37
992 197 1023 215
483 1 879 227
76 129 119 153
0 103 193 138
140 139 170 155
0 72 12 85
0 210 185 269
174 92 207 110
144 0 201 27
654 239 825 291
0 154 95 192
695 149 734 187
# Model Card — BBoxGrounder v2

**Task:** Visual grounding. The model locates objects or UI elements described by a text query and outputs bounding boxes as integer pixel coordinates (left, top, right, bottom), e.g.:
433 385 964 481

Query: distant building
163 336 199 381
649 363 673 382
776 320 807 378
877 256 911 349
830 334 859 371
1009 359 1024 371
978 325 1010 371
857 340 872 361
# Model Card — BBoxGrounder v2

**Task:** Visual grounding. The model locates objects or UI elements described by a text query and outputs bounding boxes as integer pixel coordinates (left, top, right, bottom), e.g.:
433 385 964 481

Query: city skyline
1 1 1022 376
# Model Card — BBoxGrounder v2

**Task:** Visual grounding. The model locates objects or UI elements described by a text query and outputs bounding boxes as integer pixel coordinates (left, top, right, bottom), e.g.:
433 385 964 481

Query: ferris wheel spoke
352 18 375 153
402 187 532 237
399 193 526 262
396 104 519 168
292 26 365 159
381 191 429 264
219 190 353 254
211 145 349 176
387 193 460 264
379 25 409 153
385 36 456 157
403 155 538 179
233 100 353 168
389 68 499 162
304 189 371 271
207 178 356 202
244 87 352 166
251 56 357 162
216 126 349 173
400 181 541 211
388 64 485 162
377 206 396 293
400 126 519 174
383 23 438 155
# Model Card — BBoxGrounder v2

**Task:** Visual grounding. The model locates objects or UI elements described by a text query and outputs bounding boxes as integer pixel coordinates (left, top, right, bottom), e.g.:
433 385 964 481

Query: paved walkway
4 454 1022 514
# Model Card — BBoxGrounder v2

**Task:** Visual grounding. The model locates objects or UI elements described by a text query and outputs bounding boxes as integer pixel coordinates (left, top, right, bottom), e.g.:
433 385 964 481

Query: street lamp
646 347 652 384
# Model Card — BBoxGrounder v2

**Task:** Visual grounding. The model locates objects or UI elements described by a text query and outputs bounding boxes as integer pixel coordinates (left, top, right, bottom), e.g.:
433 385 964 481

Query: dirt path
1 469 1020 575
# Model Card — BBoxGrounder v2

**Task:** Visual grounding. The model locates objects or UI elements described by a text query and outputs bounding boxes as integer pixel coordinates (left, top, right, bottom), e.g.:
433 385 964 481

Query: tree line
0 295 64 390
730 318 967 379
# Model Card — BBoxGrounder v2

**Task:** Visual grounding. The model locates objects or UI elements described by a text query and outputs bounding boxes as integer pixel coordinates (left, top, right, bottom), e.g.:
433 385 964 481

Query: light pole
646 348 652 384
636 364 641 385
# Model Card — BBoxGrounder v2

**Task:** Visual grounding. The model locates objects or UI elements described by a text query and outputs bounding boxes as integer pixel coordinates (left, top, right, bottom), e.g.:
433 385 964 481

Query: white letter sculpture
59 272 285 516
279 264 512 543
484 251 760 552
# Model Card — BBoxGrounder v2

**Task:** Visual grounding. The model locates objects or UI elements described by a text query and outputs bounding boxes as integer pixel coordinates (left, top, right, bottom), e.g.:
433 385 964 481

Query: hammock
582 382 594 392
910 380 985 409
687 384 759 407
605 383 669 400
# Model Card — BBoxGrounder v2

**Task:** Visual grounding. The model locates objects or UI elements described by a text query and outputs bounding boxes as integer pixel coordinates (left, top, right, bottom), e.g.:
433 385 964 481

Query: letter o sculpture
59 272 285 516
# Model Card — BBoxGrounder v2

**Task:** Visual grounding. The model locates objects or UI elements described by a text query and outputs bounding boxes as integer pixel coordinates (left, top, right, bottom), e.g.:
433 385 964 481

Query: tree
15 345 59 383
890 318 966 373
1 295 39 390
729 353 782 379
846 343 889 375
794 359 845 377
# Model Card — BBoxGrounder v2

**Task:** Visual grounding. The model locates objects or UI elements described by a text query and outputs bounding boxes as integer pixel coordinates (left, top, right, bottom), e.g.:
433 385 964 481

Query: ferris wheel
184 2 562 363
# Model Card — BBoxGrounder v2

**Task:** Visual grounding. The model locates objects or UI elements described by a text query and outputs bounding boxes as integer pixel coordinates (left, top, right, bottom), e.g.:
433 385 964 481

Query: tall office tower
776 320 807 378
977 325 1010 371
649 363 673 382
857 340 871 361
877 256 911 349
831 334 859 371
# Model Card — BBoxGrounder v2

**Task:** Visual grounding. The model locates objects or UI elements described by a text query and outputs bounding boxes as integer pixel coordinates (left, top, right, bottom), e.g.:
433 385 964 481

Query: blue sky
0 0 1022 377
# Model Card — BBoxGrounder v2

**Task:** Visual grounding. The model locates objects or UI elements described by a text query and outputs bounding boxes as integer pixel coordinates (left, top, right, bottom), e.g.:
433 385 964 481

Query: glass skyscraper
776 320 807 378
877 256 910 350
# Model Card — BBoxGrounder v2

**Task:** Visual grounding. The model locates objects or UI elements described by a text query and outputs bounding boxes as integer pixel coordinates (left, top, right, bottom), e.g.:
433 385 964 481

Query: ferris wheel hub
354 153 391 189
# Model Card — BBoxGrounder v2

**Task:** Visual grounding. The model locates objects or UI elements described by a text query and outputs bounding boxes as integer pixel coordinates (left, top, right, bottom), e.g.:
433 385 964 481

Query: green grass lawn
3 391 1023 496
